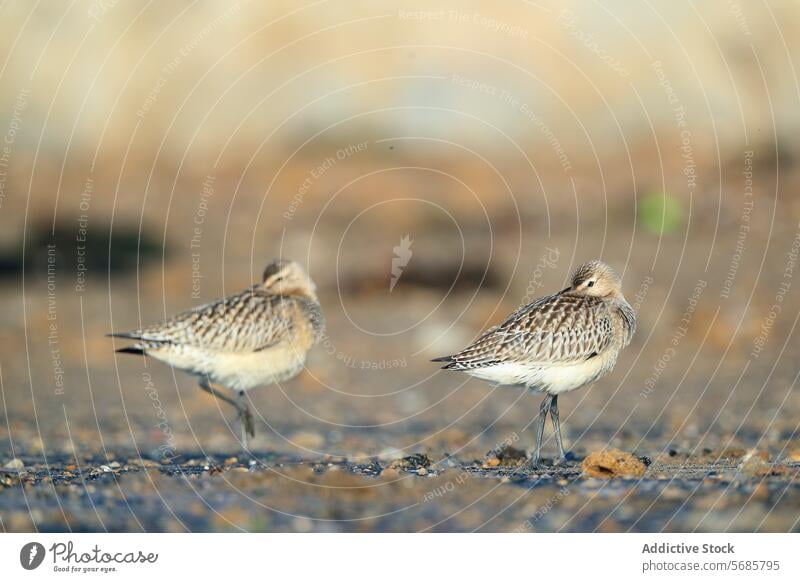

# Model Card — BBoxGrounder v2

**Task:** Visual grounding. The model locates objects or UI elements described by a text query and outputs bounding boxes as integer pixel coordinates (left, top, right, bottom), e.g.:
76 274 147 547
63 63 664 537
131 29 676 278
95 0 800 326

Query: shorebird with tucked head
433 259 635 467
110 259 324 450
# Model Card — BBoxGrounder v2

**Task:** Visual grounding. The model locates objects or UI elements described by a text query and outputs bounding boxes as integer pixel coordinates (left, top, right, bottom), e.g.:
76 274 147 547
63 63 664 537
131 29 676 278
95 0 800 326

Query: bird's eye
587 280 595 288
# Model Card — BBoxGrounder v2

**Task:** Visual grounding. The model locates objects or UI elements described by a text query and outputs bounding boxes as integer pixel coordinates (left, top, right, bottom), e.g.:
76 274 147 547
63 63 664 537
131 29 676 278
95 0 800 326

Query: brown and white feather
435 260 635 395
112 260 324 392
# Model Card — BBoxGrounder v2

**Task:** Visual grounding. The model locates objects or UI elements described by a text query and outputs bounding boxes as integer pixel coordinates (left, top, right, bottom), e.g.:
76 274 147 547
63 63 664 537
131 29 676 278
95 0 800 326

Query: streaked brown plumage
111 259 324 449
433 259 635 466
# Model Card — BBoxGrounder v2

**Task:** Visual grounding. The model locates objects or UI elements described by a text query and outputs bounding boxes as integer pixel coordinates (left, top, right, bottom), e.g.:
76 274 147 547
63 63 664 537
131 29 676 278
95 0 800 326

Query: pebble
581 449 647 479
3 458 25 471
737 450 771 477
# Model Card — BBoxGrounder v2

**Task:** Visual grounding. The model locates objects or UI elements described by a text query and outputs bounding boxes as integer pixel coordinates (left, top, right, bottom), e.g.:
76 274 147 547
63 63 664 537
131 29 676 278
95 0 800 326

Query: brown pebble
581 449 646 479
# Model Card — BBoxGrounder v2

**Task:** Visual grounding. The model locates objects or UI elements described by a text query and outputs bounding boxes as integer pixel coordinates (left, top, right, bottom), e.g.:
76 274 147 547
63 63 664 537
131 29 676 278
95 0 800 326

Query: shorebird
433 260 635 466
110 259 324 449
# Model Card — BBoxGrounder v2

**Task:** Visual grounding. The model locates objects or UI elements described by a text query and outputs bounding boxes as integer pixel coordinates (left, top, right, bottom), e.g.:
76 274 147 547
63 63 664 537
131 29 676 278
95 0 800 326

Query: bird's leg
198 377 238 408
237 390 255 440
550 395 566 463
198 378 253 449
239 417 249 451
529 394 553 468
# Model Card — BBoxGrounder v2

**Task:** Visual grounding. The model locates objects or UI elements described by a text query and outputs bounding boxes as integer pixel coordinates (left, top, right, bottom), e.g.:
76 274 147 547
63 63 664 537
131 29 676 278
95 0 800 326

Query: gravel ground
2 445 798 532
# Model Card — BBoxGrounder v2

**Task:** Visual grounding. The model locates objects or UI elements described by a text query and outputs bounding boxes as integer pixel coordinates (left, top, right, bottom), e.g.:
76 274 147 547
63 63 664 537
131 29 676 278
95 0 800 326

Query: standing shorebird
433 260 635 466
110 259 324 450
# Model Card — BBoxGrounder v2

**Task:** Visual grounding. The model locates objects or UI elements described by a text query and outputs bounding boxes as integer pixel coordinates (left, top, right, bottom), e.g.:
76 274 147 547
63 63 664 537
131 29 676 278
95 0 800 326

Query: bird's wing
442 294 613 369
114 287 296 352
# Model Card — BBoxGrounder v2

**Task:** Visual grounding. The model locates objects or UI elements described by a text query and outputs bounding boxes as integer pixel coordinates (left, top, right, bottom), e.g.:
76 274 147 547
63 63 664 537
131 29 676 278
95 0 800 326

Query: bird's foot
554 451 579 467
526 457 546 472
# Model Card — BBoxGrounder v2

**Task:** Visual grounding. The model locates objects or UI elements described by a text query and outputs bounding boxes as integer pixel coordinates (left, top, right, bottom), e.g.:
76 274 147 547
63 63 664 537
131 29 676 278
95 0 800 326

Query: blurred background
1 0 799 531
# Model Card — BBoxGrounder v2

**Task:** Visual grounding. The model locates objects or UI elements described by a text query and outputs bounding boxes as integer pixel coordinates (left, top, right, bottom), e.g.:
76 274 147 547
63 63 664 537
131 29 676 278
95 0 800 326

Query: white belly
467 355 614 395
150 344 307 392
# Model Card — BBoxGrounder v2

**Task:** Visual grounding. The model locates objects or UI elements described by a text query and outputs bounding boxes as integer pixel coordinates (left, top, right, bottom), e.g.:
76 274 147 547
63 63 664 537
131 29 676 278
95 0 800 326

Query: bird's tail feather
115 346 145 355
107 331 143 340
432 355 459 369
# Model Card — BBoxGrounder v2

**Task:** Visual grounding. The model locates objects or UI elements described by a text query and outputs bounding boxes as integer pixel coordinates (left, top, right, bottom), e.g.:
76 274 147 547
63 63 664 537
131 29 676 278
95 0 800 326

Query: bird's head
262 259 317 300
566 260 624 299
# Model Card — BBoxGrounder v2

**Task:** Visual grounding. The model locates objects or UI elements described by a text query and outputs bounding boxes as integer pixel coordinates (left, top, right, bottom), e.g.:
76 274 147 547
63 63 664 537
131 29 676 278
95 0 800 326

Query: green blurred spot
638 192 683 235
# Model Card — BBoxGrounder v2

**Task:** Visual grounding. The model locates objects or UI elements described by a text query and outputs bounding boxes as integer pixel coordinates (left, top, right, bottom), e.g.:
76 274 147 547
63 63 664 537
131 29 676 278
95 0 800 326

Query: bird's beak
558 286 571 294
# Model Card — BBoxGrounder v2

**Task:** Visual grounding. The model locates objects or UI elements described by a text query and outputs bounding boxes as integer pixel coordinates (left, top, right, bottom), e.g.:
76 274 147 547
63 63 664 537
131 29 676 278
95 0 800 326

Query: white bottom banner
0 533 796 581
